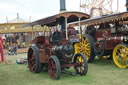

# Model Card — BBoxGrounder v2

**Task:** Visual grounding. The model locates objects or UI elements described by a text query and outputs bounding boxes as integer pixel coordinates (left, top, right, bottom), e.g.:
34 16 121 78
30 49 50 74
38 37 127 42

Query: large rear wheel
113 44 128 68
48 56 61 80
28 44 42 73
74 34 95 62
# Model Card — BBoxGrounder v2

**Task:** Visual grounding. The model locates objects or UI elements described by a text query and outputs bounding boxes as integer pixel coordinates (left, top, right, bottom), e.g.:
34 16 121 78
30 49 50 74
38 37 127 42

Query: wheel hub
81 47 85 51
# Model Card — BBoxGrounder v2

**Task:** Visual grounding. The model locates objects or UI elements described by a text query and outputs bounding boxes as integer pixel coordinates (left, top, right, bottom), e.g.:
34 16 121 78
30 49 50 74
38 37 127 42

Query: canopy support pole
32 26 34 40
65 18 68 40
79 18 81 39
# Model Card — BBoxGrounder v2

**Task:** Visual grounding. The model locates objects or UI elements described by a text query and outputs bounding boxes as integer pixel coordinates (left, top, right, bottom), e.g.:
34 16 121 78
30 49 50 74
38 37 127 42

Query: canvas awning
69 12 128 26
0 27 50 34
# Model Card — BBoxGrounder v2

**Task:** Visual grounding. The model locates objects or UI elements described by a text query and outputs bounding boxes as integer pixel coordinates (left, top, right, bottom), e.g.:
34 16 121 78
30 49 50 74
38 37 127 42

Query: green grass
0 54 128 85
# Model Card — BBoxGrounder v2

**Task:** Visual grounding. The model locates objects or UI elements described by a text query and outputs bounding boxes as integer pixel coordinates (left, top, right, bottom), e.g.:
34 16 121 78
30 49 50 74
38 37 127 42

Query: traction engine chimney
126 0 128 11
60 0 66 13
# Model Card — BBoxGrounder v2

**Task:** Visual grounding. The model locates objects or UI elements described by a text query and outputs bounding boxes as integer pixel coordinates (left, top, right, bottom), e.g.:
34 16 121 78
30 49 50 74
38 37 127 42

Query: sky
0 0 126 23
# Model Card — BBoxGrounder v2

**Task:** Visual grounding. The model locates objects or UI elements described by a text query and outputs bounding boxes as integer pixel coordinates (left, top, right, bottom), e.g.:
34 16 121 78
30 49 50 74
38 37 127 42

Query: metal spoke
32 64 35 71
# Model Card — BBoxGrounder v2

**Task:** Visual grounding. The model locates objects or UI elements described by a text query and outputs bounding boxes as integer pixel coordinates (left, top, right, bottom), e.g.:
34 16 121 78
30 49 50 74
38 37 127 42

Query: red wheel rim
28 49 36 72
48 58 57 79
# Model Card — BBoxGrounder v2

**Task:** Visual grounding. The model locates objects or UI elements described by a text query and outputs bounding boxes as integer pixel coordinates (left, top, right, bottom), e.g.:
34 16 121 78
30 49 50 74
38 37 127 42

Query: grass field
0 53 128 85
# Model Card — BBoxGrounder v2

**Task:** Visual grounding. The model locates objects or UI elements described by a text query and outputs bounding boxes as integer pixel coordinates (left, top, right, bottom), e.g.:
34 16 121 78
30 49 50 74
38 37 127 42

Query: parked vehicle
69 12 128 68
25 12 90 79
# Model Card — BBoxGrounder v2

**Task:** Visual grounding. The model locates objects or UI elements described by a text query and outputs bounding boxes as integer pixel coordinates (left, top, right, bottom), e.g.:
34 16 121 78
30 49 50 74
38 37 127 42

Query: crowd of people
2 33 28 55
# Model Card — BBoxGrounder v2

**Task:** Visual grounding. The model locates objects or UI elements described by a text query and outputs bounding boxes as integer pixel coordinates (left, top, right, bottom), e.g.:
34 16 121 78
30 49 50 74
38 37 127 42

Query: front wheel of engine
113 43 128 68
74 53 88 75
48 56 61 80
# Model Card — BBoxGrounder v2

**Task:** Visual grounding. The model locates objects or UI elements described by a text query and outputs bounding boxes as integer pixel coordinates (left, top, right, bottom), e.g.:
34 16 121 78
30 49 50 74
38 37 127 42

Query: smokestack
6 16 8 23
126 0 128 11
17 13 19 19
29 16 31 22
60 0 66 13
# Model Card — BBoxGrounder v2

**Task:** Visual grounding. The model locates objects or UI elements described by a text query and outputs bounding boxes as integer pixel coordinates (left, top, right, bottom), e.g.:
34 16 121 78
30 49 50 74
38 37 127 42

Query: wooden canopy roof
25 11 90 27
69 12 128 26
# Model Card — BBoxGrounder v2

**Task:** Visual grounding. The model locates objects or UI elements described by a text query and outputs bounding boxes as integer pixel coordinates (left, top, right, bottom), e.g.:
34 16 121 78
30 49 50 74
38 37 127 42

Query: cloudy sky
0 0 126 23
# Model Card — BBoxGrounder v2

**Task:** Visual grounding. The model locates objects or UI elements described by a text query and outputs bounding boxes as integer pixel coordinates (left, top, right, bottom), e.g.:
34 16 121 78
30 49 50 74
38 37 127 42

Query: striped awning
0 26 50 34
69 12 128 26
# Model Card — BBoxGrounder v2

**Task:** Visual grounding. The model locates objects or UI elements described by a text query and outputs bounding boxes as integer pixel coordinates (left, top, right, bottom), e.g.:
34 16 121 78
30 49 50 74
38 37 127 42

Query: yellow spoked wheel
74 34 95 62
113 44 128 68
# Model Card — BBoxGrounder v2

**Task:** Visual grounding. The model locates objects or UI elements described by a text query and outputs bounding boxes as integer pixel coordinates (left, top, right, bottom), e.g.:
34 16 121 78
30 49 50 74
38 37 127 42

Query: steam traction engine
71 12 128 68
25 12 90 79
